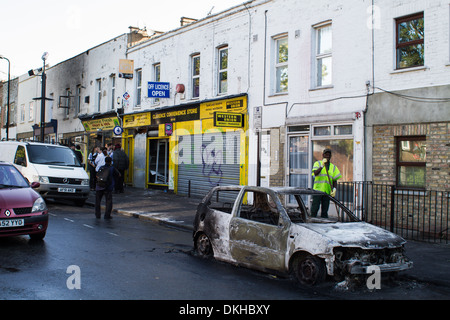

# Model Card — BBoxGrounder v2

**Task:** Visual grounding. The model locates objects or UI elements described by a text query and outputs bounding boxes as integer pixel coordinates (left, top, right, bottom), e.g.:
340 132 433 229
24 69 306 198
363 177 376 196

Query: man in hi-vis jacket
311 148 342 218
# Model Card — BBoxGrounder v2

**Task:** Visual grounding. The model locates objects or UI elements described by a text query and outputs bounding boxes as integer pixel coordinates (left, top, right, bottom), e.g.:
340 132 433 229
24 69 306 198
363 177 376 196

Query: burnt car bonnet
299 222 406 249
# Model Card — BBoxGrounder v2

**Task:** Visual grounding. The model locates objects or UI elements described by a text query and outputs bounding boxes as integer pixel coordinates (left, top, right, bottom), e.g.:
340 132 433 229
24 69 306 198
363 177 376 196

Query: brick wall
372 122 449 190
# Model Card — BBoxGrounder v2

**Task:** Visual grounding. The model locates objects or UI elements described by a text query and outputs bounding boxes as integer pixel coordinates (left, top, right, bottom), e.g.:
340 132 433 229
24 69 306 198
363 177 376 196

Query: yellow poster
200 96 247 119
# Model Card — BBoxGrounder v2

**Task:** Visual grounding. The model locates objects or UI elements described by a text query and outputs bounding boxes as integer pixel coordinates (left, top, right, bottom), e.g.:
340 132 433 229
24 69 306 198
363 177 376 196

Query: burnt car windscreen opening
27 145 81 167
280 191 359 223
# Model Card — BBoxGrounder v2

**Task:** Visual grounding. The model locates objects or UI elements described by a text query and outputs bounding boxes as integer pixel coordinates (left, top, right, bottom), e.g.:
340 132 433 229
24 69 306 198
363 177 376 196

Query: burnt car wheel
196 233 213 257
293 254 326 286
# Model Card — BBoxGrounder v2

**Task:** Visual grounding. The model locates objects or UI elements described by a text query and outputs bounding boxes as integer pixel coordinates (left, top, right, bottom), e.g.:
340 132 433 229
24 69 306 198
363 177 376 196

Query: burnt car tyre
292 254 326 286
196 233 213 257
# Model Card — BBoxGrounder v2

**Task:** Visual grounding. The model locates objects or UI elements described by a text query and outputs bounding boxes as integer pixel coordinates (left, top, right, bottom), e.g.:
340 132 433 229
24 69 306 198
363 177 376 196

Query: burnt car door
229 188 290 272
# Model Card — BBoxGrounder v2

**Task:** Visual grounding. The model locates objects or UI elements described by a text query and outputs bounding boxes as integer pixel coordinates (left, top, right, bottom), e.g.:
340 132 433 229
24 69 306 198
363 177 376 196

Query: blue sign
113 126 123 136
148 82 170 98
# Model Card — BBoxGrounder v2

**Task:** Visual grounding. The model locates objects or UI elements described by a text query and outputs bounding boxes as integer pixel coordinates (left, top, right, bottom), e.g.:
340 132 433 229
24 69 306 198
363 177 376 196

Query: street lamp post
40 52 49 143
0 55 10 141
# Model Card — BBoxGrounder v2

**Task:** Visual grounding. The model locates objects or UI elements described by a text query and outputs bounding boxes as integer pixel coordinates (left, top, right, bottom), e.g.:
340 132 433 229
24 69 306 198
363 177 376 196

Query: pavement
86 186 450 291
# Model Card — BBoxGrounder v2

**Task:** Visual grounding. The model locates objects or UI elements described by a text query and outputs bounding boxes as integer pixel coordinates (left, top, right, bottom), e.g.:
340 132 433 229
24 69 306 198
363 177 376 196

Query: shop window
396 136 426 189
311 124 353 182
396 13 424 69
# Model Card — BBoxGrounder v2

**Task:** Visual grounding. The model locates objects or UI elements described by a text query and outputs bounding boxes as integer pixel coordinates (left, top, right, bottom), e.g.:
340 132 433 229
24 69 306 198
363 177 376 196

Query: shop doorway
288 135 310 204
147 138 169 187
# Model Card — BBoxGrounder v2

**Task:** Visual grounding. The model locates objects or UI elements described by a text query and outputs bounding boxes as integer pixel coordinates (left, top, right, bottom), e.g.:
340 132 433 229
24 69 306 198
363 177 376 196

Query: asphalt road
0 201 449 303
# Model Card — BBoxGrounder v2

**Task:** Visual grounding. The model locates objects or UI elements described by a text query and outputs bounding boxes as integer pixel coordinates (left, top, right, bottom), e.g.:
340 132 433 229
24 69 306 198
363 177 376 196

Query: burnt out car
193 186 412 286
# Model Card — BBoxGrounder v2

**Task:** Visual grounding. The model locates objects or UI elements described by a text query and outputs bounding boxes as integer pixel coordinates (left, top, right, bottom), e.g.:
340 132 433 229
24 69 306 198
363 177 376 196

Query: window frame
135 69 142 108
153 63 161 104
110 75 116 110
218 46 228 95
191 54 200 99
395 12 424 69
75 85 81 116
274 35 288 93
396 136 426 190
313 22 332 88
96 79 102 112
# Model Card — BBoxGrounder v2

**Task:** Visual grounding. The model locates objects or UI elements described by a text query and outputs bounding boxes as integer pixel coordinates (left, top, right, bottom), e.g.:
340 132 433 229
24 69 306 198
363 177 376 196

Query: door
148 138 169 186
288 135 309 204
124 135 134 185
229 189 289 272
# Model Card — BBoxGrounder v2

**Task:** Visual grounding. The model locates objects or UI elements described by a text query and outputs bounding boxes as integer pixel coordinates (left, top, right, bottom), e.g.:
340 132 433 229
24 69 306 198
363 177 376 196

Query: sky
0 0 246 80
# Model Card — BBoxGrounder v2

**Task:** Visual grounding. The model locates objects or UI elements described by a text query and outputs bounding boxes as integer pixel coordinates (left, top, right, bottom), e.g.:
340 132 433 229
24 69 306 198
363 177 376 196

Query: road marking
49 213 57 217
64 218 75 223
83 224 94 229
107 232 119 237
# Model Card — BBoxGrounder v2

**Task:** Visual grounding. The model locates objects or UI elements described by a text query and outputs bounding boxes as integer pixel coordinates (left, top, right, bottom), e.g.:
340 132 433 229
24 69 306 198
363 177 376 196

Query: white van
0 141 90 206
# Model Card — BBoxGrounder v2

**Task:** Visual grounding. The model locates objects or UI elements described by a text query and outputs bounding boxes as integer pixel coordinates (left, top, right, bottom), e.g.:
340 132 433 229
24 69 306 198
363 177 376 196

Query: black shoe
104 216 113 220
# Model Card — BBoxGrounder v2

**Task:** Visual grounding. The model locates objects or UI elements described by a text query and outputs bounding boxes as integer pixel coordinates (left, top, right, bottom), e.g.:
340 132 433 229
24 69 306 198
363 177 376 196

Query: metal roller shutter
177 131 241 198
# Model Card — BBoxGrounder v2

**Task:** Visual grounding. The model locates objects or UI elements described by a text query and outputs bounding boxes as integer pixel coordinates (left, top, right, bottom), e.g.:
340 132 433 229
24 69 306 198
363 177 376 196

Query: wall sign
148 82 170 98
213 112 245 128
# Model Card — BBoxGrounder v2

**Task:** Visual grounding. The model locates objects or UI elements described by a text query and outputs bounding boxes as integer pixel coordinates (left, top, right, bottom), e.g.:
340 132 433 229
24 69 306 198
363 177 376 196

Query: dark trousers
89 165 96 189
114 169 125 192
95 189 113 218
311 195 330 218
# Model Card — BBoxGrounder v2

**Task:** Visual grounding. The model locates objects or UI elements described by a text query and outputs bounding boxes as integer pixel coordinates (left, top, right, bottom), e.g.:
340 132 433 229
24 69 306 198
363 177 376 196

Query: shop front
123 95 249 197
79 112 122 165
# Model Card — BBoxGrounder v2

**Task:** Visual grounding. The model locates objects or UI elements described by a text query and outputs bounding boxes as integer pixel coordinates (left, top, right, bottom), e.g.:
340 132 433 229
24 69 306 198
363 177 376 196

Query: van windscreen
27 145 81 167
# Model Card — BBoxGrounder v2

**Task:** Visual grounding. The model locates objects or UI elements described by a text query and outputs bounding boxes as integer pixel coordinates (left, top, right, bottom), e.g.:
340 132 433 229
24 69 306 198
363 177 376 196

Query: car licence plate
58 187 76 193
0 219 24 228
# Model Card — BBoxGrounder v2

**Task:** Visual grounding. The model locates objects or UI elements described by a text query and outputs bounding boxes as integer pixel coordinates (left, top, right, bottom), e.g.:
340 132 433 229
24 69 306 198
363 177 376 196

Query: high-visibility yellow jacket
312 160 342 194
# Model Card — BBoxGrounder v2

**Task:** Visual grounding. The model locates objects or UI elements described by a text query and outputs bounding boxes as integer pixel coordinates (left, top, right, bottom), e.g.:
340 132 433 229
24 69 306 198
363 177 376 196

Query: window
396 136 426 189
275 36 288 93
75 85 81 115
20 104 25 123
312 124 353 182
314 23 332 87
238 190 280 226
154 63 160 104
192 54 200 98
218 47 228 94
28 101 34 122
96 79 102 112
396 13 424 69
136 69 142 107
64 88 70 117
110 75 116 110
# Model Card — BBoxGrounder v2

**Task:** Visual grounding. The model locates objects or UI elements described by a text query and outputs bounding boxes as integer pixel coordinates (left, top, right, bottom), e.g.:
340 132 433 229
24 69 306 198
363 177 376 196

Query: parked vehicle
0 142 89 206
0 161 48 240
193 186 413 286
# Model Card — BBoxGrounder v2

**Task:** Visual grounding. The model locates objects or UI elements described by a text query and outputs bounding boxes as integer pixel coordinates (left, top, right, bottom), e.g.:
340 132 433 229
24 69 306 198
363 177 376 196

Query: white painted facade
9 0 449 191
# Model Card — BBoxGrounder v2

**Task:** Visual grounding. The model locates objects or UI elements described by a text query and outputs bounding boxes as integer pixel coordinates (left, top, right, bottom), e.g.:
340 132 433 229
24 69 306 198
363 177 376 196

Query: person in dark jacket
95 156 120 219
112 144 129 193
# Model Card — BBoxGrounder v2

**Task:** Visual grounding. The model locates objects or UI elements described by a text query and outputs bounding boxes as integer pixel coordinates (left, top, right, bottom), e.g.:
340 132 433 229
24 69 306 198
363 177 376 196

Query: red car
0 161 48 240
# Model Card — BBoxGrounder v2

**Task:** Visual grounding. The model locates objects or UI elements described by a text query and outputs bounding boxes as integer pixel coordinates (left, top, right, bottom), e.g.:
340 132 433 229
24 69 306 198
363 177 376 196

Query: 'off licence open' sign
148 82 170 98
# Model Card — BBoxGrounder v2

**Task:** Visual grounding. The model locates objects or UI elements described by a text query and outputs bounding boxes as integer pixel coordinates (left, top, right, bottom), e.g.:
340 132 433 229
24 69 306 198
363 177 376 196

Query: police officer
311 148 341 218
